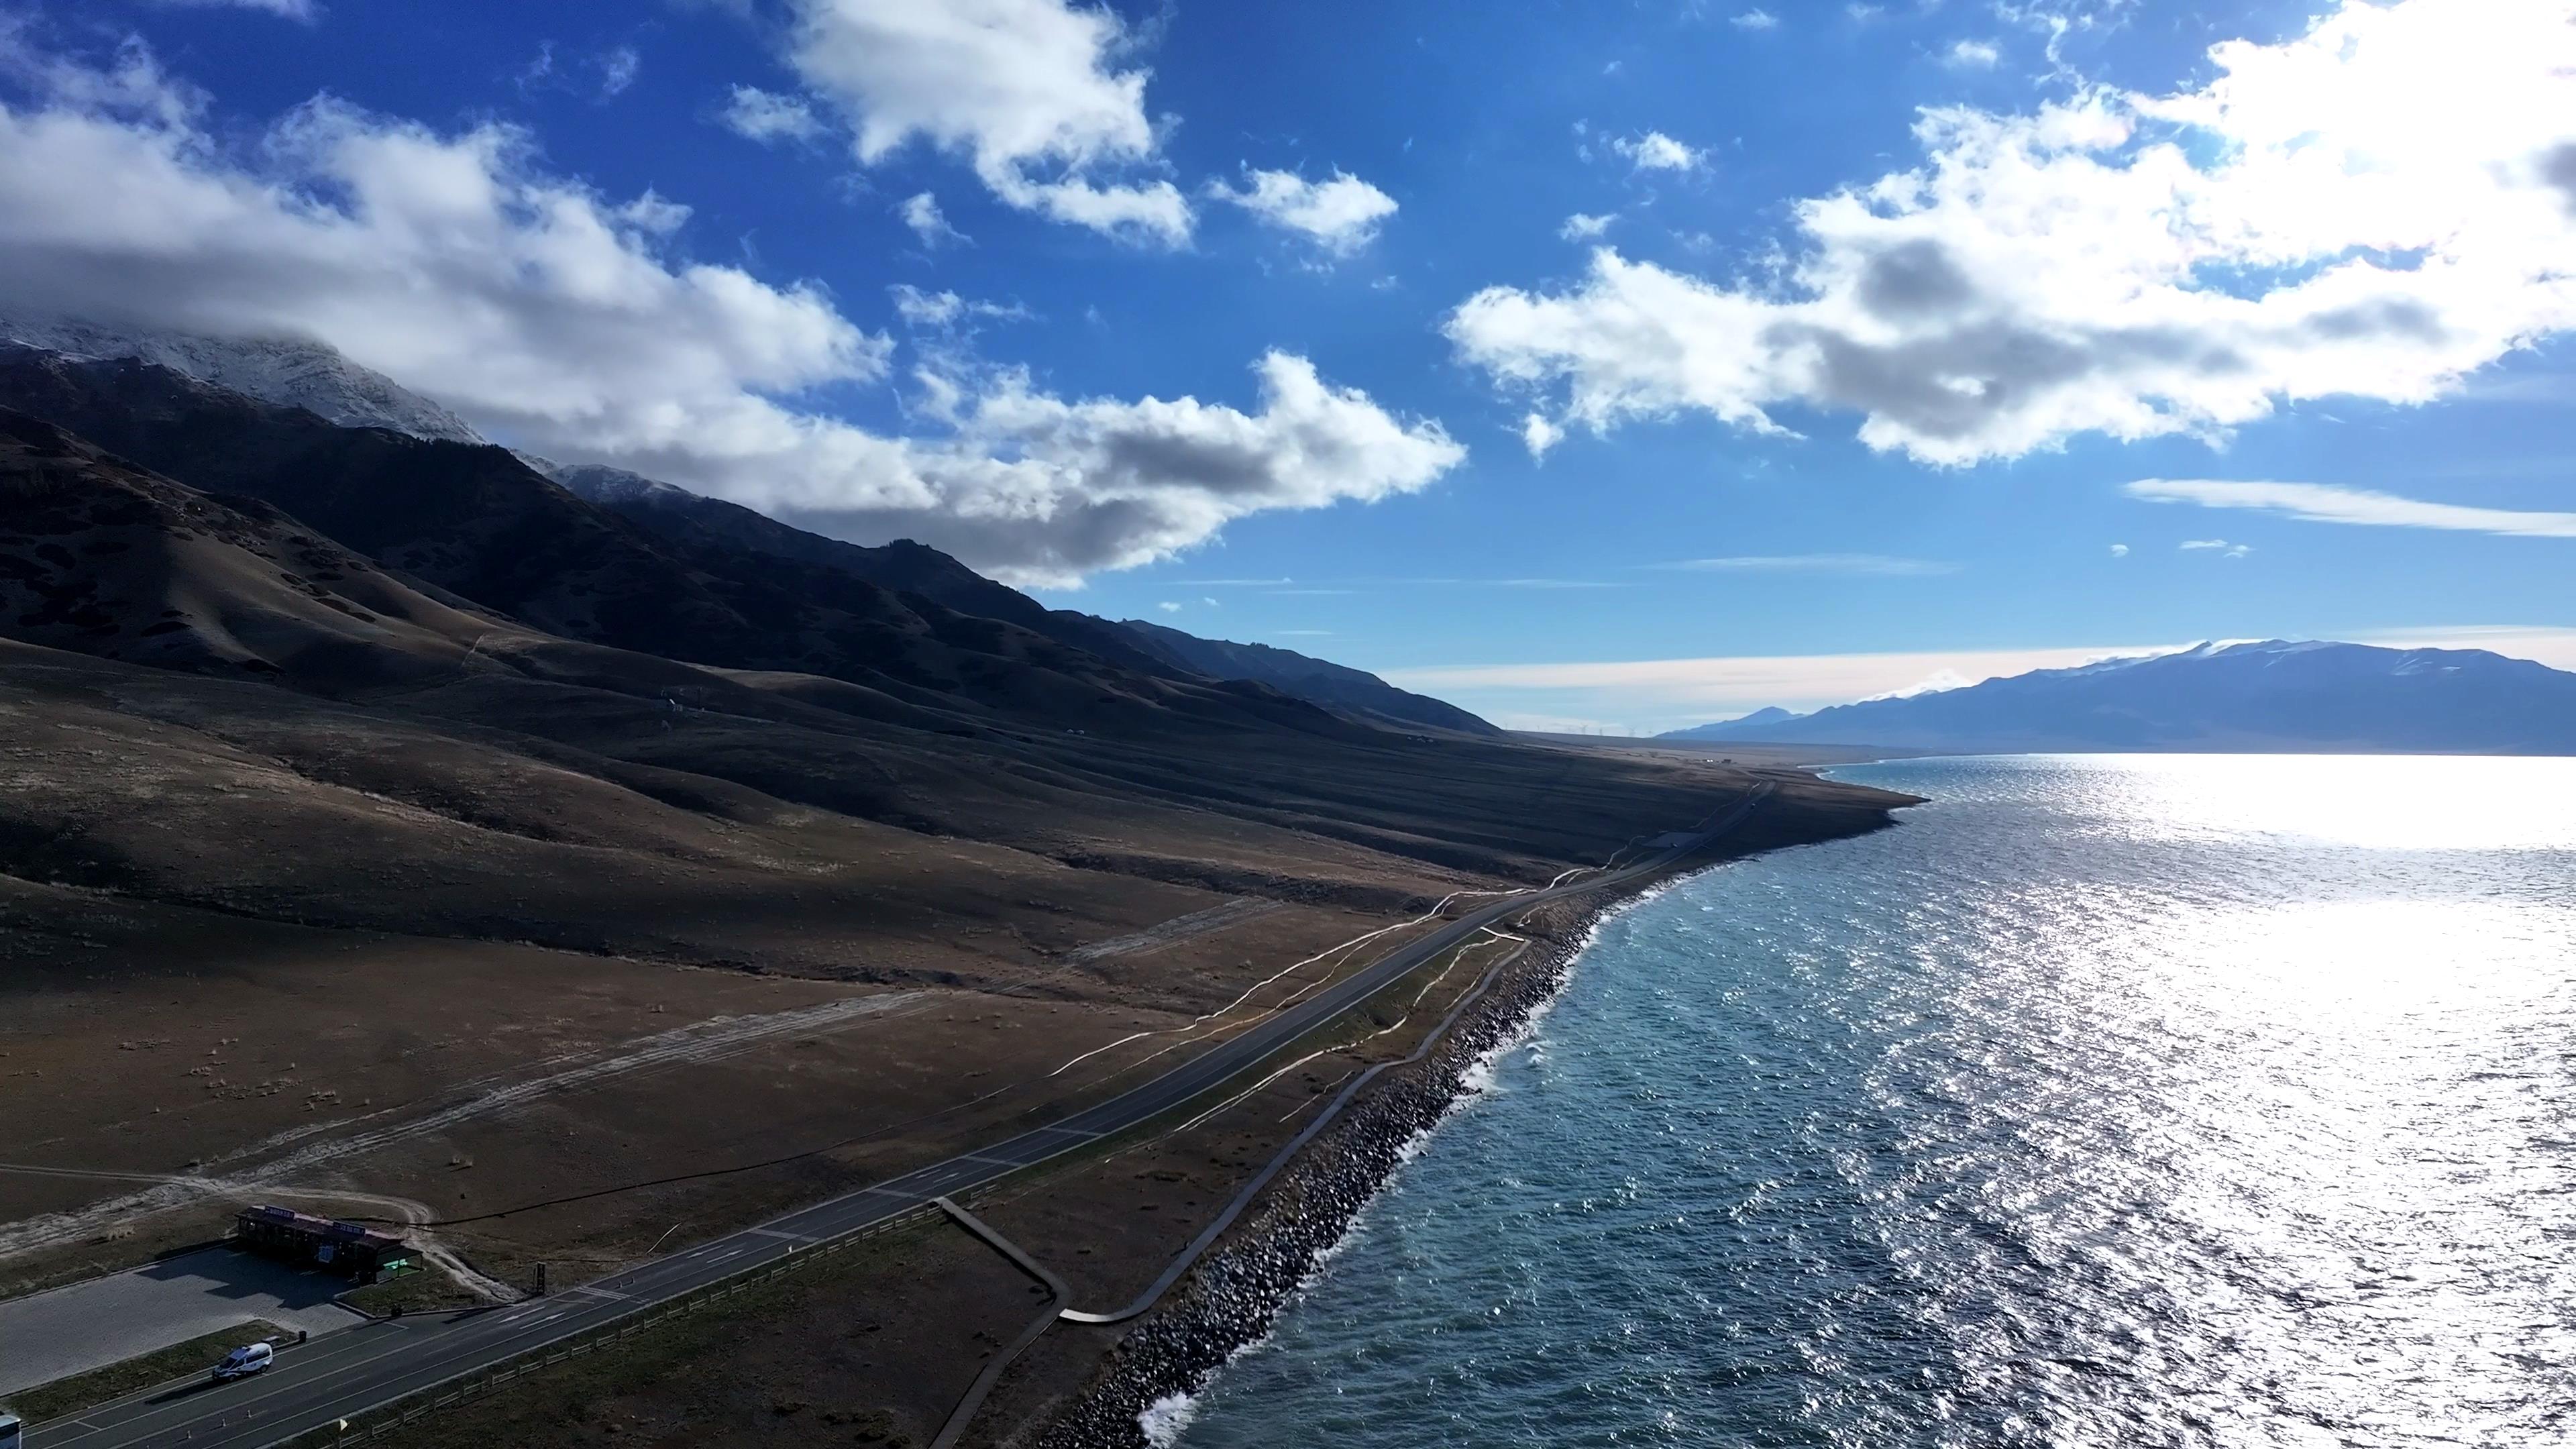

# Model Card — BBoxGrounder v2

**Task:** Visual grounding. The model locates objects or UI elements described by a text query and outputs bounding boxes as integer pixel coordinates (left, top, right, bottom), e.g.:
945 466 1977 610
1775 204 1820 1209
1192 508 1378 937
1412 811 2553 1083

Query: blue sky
5 0 2573 730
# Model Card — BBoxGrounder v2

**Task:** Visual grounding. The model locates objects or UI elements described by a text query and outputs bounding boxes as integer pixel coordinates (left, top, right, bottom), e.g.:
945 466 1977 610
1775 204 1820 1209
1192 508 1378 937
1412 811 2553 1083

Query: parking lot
0 1248 364 1396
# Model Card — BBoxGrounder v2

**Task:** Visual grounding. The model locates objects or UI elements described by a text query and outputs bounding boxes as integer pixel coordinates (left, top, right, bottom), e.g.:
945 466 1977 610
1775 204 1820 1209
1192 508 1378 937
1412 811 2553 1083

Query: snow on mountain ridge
0 313 487 445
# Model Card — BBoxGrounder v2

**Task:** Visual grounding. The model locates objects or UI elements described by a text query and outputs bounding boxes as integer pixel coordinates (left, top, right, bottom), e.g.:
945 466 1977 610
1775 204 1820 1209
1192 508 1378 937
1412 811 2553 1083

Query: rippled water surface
1171 755 2576 1448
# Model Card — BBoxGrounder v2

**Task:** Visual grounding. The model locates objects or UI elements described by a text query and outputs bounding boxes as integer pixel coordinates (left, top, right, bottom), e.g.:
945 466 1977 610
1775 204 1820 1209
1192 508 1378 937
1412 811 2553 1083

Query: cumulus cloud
1945 40 2000 68
780 351 1464 584
897 191 966 248
0 34 1458 585
2108 542 2129 556
778 0 1191 245
2126 478 2576 538
719 85 824 144
1206 167 1397 256
1611 130 1703 172
1450 0 2576 466
1157 600 1181 612
1560 212 1617 241
1731 10 1780 31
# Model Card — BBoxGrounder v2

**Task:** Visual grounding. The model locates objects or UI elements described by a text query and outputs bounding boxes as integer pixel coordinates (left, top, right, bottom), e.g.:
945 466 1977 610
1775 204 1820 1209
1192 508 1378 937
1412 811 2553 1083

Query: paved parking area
0 1248 364 1395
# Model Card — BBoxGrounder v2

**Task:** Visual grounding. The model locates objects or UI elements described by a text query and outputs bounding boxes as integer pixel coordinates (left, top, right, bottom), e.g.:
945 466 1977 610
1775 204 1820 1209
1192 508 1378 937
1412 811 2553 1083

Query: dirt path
0 991 922 1267
1064 899 1281 964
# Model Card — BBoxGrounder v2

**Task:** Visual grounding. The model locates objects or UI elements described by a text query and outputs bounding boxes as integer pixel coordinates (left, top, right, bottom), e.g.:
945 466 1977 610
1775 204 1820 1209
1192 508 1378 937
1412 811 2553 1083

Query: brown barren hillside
0 388 1915 1446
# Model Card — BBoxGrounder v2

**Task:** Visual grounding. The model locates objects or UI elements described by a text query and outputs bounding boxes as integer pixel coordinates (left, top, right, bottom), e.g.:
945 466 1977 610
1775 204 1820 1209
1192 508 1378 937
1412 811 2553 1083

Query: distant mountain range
1116 619 1499 736
0 320 1498 737
1662 641 2576 755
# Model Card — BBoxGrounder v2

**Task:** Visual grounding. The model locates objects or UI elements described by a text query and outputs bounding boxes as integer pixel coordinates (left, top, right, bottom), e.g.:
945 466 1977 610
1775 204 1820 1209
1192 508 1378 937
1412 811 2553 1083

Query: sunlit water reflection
1171 755 2576 1448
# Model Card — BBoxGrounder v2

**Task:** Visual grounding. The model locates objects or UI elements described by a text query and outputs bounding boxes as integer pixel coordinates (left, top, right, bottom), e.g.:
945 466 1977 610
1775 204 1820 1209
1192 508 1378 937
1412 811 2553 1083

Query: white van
211 1341 275 1383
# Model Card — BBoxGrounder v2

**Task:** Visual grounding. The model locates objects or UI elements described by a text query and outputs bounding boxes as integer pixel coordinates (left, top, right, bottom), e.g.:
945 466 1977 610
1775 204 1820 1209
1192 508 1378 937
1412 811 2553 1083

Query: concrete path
0 1248 364 1395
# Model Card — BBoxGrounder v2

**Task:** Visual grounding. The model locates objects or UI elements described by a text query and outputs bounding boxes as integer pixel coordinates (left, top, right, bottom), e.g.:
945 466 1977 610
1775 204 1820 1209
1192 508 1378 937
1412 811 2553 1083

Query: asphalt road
27 786 1766 1448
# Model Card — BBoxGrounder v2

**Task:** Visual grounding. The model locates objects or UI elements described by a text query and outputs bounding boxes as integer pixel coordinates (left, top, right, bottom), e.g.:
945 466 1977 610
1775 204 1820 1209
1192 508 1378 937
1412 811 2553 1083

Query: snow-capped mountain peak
0 312 487 445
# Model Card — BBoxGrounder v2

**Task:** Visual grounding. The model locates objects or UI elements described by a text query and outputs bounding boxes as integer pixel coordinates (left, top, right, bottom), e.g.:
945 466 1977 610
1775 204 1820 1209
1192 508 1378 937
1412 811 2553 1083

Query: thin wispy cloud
1389 642 2192 726
2180 539 2253 557
157 0 319 21
1655 553 1960 576
2127 480 2576 539
2355 625 2576 671
1730 10 1780 31
1399 577 1625 589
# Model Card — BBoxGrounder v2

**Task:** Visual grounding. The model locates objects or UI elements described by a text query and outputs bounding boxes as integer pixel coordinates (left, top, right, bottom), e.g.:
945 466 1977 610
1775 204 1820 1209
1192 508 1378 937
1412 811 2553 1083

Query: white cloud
777 350 1464 585
598 45 641 99
1156 600 1182 612
897 191 966 248
153 0 317 19
1731 11 1780 32
2180 539 2253 557
2125 478 2576 539
887 285 1028 330
0 36 1460 586
1610 130 1703 172
1560 212 1617 241
2108 542 2129 556
720 85 824 144
1945 40 2000 68
1520 411 1565 456
777 0 1191 245
1656 553 1960 575
1450 0 2576 467
1206 168 1397 257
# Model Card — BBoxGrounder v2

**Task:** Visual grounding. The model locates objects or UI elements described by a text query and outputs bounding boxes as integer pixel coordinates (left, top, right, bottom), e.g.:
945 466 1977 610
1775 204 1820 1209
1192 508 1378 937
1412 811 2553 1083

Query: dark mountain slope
1114 618 1501 736
532 458 1497 735
1660 640 2576 754
538 460 1185 678
0 350 1349 741
0 407 496 686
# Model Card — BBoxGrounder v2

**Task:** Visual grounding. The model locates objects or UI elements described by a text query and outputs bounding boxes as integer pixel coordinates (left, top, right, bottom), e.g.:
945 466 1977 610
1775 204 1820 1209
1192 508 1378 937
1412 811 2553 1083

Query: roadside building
233 1205 410 1279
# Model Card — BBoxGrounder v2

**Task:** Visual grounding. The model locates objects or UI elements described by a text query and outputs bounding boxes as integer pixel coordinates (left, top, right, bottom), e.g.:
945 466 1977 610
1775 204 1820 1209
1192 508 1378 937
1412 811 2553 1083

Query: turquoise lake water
1164 755 2576 1448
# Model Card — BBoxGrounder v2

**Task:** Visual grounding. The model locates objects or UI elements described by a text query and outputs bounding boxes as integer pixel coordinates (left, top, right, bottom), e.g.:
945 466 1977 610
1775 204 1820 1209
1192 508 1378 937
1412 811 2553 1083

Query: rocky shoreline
1030 883 1668 1449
